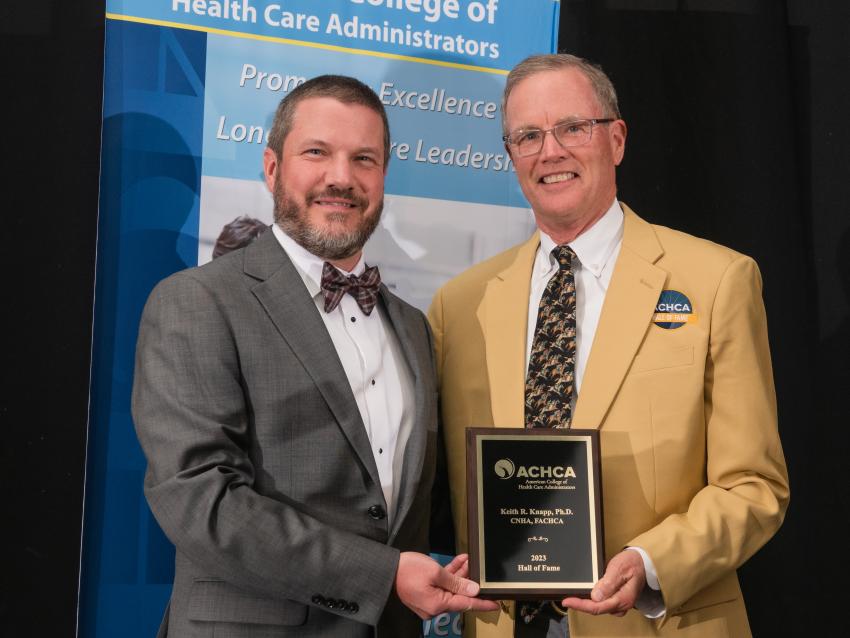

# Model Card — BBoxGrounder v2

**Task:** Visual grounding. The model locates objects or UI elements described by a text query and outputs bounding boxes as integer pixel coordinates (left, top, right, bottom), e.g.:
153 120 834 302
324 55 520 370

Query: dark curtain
2 0 847 635
558 1 850 635
1 2 105 637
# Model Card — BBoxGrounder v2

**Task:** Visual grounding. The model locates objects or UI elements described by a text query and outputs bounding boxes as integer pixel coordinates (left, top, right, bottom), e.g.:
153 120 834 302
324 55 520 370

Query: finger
592 549 645 604
454 559 470 580
443 554 468 576
443 596 500 613
591 568 628 602
434 567 479 597
593 570 644 609
560 595 623 616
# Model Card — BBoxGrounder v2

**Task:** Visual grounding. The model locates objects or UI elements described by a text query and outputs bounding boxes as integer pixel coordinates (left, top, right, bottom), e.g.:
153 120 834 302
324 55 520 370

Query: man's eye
518 130 541 144
305 148 324 156
560 122 587 135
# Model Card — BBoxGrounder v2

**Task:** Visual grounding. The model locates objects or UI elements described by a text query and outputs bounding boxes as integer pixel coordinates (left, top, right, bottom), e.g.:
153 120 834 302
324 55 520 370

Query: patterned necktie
519 245 577 634
525 244 577 429
320 262 381 316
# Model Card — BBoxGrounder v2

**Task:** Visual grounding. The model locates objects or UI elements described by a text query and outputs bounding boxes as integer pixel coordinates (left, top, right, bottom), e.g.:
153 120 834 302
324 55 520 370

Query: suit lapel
572 206 668 429
478 234 540 427
380 288 428 540
243 232 383 491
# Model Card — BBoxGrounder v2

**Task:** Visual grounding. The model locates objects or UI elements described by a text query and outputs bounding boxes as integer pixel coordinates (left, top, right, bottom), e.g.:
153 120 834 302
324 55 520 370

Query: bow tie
320 261 381 316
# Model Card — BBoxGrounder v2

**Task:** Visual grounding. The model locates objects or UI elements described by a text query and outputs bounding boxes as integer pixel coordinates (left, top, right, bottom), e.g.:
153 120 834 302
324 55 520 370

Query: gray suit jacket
132 231 439 637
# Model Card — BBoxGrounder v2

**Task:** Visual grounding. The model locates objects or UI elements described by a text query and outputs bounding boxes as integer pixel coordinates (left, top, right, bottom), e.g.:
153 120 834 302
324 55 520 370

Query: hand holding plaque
395 552 500 619
560 548 646 616
466 428 604 599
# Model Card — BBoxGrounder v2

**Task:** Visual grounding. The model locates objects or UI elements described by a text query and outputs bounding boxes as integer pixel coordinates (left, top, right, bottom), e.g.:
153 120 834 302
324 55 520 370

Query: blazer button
367 504 386 519
311 594 325 606
347 602 359 614
326 598 338 609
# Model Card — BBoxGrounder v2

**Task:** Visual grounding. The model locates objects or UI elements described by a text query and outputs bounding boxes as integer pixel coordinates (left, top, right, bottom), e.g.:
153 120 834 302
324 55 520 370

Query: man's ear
610 120 627 166
262 147 278 191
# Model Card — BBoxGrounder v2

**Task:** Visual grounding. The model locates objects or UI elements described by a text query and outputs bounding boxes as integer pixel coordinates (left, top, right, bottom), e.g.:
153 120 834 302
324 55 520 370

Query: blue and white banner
80 2 559 635
108 0 556 70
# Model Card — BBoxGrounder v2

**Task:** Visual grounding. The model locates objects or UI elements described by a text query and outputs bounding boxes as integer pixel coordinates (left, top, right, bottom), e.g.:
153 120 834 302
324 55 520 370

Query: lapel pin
653 290 697 329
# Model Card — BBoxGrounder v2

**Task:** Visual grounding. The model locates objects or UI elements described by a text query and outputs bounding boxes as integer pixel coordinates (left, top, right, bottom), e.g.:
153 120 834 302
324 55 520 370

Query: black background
480 435 594 584
2 1 848 635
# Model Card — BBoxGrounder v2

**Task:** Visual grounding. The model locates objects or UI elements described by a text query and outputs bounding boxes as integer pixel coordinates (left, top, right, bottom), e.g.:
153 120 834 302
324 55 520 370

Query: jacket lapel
380 288 428 540
243 232 383 491
572 206 668 429
478 234 540 428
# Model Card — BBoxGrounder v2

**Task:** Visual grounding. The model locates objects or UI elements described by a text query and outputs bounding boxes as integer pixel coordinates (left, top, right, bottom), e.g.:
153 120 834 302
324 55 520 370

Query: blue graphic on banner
82 2 559 636
107 0 559 71
202 34 526 206
79 19 207 637
424 553 465 636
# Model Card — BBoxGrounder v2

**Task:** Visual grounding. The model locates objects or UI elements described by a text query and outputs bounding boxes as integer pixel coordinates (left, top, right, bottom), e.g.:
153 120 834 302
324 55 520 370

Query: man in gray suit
132 75 498 637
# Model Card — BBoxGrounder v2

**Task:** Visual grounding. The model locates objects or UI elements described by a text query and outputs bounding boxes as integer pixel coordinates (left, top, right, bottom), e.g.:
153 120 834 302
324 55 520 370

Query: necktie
320 262 381 316
525 245 577 430
518 245 576 636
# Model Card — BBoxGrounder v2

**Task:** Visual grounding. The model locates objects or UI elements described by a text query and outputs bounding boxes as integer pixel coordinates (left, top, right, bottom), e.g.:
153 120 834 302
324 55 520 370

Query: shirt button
350 316 356 322
371 379 376 386
378 448 383 454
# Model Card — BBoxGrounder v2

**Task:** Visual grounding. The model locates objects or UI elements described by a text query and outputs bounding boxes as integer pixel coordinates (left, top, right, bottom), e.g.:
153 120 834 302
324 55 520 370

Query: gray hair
502 54 621 134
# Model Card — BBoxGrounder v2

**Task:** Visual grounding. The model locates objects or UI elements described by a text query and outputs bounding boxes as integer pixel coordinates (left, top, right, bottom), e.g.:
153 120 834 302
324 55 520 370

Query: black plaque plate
466 428 604 599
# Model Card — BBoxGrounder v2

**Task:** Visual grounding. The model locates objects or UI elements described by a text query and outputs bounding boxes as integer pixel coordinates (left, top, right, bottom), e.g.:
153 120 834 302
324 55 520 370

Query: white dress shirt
524 200 665 617
272 224 415 525
524 199 624 386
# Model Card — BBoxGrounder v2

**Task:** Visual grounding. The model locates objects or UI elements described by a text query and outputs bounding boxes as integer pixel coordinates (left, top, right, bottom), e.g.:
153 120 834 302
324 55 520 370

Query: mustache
306 186 368 209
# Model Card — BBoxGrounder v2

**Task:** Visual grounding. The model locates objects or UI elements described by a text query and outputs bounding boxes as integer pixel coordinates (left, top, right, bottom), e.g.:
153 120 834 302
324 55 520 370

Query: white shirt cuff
625 547 666 618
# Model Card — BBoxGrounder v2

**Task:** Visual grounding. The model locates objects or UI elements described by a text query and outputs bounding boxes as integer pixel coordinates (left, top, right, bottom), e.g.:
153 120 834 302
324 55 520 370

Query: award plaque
466 428 604 599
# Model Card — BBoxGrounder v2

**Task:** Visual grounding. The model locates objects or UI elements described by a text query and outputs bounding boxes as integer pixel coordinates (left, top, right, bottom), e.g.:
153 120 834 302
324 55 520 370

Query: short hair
212 216 269 259
266 74 391 166
502 54 621 134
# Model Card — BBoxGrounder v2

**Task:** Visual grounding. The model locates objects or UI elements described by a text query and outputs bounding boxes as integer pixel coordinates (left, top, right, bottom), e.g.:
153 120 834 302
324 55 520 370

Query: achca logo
494 459 515 479
494 459 577 479
653 290 697 329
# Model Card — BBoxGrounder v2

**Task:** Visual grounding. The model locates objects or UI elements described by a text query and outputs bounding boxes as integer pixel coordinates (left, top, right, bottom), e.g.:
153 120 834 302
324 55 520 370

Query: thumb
435 566 480 597
592 552 638 602
591 570 621 602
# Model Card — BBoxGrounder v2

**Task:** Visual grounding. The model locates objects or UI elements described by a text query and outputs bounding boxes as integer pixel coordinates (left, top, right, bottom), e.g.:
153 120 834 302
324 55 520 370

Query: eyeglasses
502 118 615 157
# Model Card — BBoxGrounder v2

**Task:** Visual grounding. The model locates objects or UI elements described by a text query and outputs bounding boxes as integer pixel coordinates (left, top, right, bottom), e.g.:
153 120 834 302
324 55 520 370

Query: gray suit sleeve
132 273 399 625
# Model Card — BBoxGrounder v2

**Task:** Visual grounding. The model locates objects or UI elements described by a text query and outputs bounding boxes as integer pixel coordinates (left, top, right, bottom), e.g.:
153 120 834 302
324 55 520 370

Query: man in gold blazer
428 54 789 637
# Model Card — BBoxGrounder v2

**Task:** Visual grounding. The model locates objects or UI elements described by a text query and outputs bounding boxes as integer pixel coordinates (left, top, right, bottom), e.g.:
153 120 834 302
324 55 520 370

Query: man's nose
325 155 355 188
538 129 569 161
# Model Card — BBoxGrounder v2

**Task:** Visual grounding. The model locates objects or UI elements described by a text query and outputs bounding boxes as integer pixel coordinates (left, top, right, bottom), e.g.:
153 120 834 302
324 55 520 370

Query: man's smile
540 171 579 184
313 198 358 209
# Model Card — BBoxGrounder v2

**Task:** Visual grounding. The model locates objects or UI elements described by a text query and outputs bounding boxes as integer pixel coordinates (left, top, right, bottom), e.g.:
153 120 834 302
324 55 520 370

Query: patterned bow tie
320 261 381 315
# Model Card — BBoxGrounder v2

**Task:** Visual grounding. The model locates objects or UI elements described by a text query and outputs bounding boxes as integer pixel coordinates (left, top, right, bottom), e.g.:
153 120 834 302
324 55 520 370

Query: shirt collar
537 199 624 279
271 223 366 298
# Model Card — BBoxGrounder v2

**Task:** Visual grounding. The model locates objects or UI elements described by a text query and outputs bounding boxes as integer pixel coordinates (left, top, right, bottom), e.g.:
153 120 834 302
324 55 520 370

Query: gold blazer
428 205 789 637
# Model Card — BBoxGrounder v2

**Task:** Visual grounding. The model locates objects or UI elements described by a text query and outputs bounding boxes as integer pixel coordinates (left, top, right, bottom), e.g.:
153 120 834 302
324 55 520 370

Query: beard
273 177 383 261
